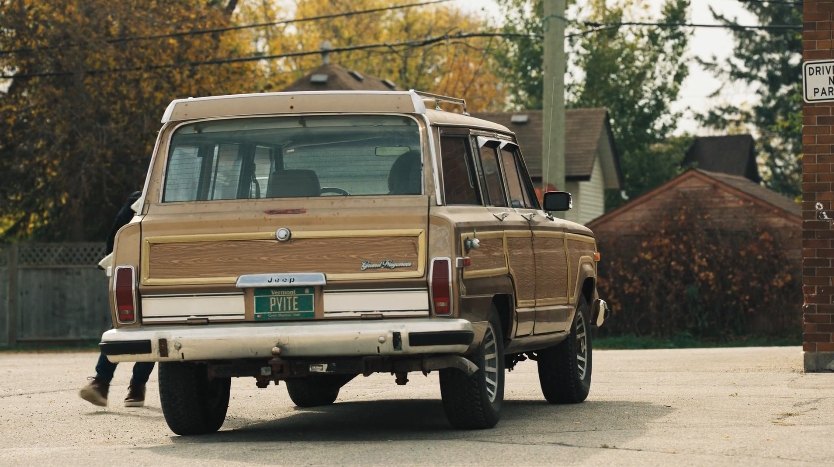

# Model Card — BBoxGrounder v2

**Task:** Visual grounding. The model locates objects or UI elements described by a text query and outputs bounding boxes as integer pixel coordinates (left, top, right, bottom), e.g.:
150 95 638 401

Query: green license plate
254 287 315 320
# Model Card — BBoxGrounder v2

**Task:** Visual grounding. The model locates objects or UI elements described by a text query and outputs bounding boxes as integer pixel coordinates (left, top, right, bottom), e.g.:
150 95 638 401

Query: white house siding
563 156 606 225
564 180 581 224
578 157 606 224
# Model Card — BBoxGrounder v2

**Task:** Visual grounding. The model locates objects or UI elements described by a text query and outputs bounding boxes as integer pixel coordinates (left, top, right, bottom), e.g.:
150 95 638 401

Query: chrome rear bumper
100 318 474 363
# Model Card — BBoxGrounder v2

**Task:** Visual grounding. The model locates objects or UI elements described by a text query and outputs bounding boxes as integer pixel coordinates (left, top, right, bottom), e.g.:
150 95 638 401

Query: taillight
430 257 452 316
114 266 137 324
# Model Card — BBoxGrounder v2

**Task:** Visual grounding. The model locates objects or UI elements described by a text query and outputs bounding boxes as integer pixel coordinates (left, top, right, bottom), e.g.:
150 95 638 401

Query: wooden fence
0 243 111 345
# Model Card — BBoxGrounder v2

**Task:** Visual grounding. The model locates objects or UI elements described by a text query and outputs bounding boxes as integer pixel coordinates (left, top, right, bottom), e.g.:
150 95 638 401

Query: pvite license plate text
254 287 315 320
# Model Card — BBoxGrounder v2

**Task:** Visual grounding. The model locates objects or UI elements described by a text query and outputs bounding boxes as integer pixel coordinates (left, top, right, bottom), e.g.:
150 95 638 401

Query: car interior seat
267 169 321 198
387 150 422 195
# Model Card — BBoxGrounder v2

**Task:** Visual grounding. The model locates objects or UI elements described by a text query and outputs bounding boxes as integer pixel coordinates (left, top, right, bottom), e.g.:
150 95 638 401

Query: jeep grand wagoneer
99 90 609 435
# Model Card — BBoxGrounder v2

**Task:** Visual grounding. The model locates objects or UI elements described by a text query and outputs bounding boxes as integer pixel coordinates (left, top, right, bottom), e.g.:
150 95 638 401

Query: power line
0 19 801 80
741 0 802 5
0 32 537 79
0 0 452 56
582 21 800 31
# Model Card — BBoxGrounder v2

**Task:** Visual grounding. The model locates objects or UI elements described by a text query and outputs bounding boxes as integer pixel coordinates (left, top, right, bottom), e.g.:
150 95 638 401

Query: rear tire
286 374 355 408
158 362 230 435
537 297 592 403
440 307 504 429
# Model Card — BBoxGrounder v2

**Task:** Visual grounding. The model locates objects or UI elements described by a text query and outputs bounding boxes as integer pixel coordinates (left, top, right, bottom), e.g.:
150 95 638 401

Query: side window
440 134 480 205
515 148 541 210
500 146 536 209
478 143 507 207
164 146 201 202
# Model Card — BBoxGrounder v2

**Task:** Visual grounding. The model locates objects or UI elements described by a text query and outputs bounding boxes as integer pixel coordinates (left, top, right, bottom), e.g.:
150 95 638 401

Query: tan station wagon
100 90 609 435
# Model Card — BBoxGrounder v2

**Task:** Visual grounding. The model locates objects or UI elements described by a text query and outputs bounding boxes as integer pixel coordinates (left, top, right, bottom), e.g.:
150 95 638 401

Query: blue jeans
95 352 154 386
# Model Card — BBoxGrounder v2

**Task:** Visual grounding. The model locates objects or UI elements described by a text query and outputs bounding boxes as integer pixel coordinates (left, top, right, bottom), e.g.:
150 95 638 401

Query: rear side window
478 144 507 207
500 146 535 209
162 115 422 202
440 135 480 205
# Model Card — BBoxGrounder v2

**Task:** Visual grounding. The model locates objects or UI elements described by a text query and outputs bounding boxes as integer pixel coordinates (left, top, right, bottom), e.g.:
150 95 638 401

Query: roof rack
412 90 468 115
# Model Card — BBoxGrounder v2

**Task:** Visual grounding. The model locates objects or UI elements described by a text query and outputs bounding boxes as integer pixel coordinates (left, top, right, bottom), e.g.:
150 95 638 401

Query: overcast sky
454 0 758 135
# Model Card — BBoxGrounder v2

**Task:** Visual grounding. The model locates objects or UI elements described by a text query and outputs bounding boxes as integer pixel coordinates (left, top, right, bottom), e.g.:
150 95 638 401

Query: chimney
320 41 332 65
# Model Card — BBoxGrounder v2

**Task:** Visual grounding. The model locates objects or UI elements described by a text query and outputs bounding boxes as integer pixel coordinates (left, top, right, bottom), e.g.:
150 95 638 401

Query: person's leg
80 352 116 407
94 352 117 383
124 362 155 407
130 362 154 386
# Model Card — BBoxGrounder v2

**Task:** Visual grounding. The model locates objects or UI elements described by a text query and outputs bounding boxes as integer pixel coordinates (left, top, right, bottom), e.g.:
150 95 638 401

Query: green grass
595 333 801 350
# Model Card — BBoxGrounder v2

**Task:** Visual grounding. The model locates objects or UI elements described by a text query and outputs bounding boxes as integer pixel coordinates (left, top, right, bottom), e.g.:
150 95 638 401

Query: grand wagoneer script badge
360 260 413 271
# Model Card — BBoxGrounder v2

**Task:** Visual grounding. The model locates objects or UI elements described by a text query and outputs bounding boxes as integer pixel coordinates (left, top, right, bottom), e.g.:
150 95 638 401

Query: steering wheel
320 187 350 196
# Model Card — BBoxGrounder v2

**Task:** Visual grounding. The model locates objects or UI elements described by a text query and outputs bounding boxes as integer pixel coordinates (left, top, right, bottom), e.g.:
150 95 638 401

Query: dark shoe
124 384 146 407
79 377 109 407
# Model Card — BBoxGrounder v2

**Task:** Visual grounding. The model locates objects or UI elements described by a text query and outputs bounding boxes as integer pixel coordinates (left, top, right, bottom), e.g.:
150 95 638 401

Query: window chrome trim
159 113 427 204
421 114 443 205
428 257 453 316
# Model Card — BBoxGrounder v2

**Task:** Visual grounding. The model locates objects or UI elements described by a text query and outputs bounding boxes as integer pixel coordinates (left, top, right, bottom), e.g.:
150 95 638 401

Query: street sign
803 59 834 103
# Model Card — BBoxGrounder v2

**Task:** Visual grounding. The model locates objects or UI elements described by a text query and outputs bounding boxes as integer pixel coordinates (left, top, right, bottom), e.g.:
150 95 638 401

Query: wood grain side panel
506 235 536 305
567 236 597 301
533 233 569 305
461 232 507 278
147 234 421 283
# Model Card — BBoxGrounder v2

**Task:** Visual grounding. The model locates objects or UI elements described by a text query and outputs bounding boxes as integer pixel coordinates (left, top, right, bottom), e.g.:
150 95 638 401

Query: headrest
387 151 422 195
267 169 321 198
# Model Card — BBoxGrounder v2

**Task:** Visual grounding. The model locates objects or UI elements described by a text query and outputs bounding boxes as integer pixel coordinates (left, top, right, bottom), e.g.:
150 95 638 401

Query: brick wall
803 0 834 371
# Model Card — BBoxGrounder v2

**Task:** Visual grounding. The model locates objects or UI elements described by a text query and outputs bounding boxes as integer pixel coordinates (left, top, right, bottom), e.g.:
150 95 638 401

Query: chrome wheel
440 306 504 429
483 323 499 403
575 310 588 381
537 297 592 404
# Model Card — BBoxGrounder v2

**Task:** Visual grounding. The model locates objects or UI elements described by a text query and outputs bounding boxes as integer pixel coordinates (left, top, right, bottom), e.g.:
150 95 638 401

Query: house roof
282 63 399 92
586 168 799 230
473 109 622 189
683 134 761 183
704 170 799 217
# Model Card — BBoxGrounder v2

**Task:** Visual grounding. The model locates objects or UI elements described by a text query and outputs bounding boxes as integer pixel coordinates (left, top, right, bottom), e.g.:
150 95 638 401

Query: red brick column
804 0 834 371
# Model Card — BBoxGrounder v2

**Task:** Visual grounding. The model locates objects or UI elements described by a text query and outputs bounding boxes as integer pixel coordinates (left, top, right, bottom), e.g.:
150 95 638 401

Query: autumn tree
0 0 510 241
235 0 508 111
699 2 802 199
0 0 255 241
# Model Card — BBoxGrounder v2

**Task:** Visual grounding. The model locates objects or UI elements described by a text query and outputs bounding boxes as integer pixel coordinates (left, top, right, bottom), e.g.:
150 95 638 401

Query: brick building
803 0 834 371
588 169 801 337
588 169 800 248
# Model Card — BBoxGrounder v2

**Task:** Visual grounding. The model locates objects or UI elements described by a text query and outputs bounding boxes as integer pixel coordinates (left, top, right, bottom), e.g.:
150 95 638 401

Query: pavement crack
469 437 646 453
470 438 815 463
0 389 71 398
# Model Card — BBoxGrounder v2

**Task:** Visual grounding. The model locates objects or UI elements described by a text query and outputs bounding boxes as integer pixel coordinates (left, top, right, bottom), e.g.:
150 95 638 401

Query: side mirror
543 191 572 211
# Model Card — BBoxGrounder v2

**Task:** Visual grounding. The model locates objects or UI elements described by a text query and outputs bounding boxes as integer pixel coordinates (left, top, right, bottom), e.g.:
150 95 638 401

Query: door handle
493 212 509 221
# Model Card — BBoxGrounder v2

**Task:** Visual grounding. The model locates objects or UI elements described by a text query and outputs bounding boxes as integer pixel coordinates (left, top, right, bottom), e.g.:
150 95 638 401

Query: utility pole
542 0 566 200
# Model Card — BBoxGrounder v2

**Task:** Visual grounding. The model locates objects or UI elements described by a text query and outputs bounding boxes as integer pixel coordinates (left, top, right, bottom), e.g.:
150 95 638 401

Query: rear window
162 115 422 202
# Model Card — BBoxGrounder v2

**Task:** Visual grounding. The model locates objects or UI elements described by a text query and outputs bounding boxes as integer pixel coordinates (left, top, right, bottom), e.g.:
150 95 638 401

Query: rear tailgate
137 197 430 324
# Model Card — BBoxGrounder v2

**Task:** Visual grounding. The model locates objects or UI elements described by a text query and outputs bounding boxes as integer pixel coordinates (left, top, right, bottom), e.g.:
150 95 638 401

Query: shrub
596 194 801 340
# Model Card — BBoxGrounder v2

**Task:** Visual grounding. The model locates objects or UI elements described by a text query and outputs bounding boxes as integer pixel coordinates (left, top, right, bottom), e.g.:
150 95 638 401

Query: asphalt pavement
0 346 830 466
